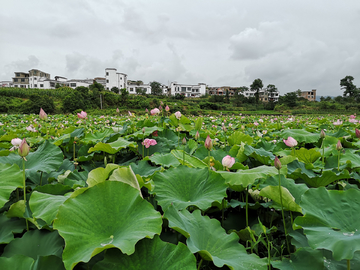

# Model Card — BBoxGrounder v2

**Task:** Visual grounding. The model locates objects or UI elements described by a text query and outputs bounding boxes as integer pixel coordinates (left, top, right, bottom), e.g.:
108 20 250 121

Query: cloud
2 56 40 78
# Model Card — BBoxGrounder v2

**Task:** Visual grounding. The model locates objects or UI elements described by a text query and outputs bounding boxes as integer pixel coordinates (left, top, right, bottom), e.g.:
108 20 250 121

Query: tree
89 81 105 92
233 86 248 107
340 76 357 97
136 88 147 95
55 83 61 89
120 88 129 104
150 81 163 95
225 89 230 103
111 87 119 94
250 78 263 104
280 92 298 108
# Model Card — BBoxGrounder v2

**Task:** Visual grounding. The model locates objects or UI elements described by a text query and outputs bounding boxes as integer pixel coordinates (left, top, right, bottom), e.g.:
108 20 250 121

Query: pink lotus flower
142 138 157 148
11 138 22 147
274 156 282 170
39 108 47 120
336 140 342 151
222 155 235 169
204 135 213 151
283 137 298 147
18 138 30 157
356 129 360 139
333 119 343 126
77 111 87 119
175 111 182 120
116 108 120 113
150 108 160 115
349 118 358 123
350 115 356 119
165 105 170 112
195 131 200 140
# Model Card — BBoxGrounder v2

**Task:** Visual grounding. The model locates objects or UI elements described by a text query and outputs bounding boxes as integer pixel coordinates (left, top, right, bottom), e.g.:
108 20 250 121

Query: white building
28 69 50 88
66 79 93 89
127 82 152 95
0 81 12 87
170 82 206 97
105 68 127 91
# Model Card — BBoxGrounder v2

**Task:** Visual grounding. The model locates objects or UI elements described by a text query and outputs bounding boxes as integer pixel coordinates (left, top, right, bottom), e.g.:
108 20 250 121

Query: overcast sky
1 0 360 96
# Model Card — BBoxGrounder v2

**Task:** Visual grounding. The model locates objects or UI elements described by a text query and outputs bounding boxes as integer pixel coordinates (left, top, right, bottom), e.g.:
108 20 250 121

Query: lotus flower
18 138 30 157
195 131 200 140
11 138 22 147
356 129 360 139
333 119 343 126
39 108 47 120
116 108 119 113
320 129 326 139
142 138 157 148
77 111 87 119
222 155 235 169
165 105 170 112
283 137 298 147
204 135 213 151
175 111 181 120
336 140 342 151
274 156 282 170
150 108 160 115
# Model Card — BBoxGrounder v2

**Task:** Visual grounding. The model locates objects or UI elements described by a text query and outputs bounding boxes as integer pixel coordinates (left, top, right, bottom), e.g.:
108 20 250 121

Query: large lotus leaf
0 140 63 182
131 126 163 138
281 129 320 144
259 186 302 213
0 163 23 208
294 148 321 164
32 255 66 270
151 166 227 211
164 206 267 270
259 174 308 205
194 117 203 131
340 151 360 168
271 247 324 269
294 187 360 261
53 181 162 270
171 150 208 168
29 191 70 226
218 165 279 192
81 129 114 144
34 183 73 195
88 137 137 154
227 131 253 146
130 160 162 177
2 230 64 259
86 164 119 187
0 213 25 244
244 145 274 165
229 144 248 163
108 167 142 197
148 152 181 168
93 235 196 270
0 255 34 269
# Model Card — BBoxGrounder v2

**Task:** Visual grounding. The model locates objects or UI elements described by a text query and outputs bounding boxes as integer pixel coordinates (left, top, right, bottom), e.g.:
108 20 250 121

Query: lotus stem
278 170 290 255
347 259 351 270
322 141 325 164
208 150 211 171
40 171 43 186
197 258 203 270
221 198 225 227
22 158 29 231
246 186 249 228
338 150 341 171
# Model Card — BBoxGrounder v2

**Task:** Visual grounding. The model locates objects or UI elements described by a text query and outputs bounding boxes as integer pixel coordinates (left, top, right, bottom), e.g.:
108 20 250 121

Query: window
40 84 44 87
20 85 25 88
181 87 186 92
130 88 134 92
106 80 109 83
70 83 76 87
14 78 18 82
21 78 25 82
16 73 20 77
106 72 109 76
15 85 18 87
50 82 55 87
34 84 37 87
34 77 37 80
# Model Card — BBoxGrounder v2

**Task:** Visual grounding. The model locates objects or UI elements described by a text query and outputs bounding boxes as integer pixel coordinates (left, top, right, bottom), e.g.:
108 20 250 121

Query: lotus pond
0 111 360 270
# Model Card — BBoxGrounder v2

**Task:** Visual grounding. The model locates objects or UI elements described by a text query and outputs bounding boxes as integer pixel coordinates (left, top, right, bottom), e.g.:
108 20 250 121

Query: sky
1 0 360 97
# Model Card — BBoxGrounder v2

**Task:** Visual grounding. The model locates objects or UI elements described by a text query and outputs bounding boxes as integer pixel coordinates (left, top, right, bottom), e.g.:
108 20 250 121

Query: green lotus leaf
244 145 275 165
6 200 26 218
108 167 142 197
130 160 162 177
295 148 321 164
149 152 181 168
29 191 70 226
93 235 196 270
228 131 253 146
86 164 119 187
131 126 163 138
81 128 114 144
281 129 320 144
185 139 198 155
32 255 66 270
164 206 267 270
171 150 208 168
0 213 25 244
88 137 137 154
35 183 73 195
0 163 23 208
229 145 248 163
194 117 203 131
271 247 324 269
218 165 279 192
151 166 227 211
340 151 360 168
0 140 63 183
259 186 302 213
53 181 162 270
2 230 64 259
0 255 34 269
294 187 360 261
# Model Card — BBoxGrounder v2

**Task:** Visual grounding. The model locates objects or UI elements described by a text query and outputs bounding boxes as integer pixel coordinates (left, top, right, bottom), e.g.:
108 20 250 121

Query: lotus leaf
0 163 23 208
88 137 137 154
171 149 208 168
53 181 162 270
0 213 25 244
259 186 302 213
0 255 34 269
149 152 181 168
281 129 320 144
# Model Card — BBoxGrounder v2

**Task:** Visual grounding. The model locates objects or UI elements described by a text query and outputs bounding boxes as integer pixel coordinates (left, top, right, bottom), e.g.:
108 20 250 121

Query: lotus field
1 109 360 270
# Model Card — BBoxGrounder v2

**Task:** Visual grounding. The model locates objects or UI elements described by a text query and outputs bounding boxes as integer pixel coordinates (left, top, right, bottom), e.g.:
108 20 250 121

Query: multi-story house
28 69 50 88
208 86 237 96
259 89 280 102
105 68 127 91
170 82 206 97
12 72 30 88
127 80 152 95
300 89 316 101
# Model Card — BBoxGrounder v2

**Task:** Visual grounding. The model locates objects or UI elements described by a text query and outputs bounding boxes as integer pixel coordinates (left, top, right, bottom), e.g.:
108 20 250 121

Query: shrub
62 92 85 113
21 94 55 114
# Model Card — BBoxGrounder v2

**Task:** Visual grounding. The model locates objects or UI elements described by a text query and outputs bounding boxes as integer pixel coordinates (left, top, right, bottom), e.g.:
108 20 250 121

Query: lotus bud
116 108 120 113
283 137 298 147
146 108 149 113
18 138 30 157
205 135 213 151
182 137 187 145
39 108 47 120
274 156 282 170
165 105 170 112
195 131 200 140
159 105 162 111
320 129 326 139
356 129 360 139
142 127 145 134
222 155 235 169
336 140 342 151
175 111 182 120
